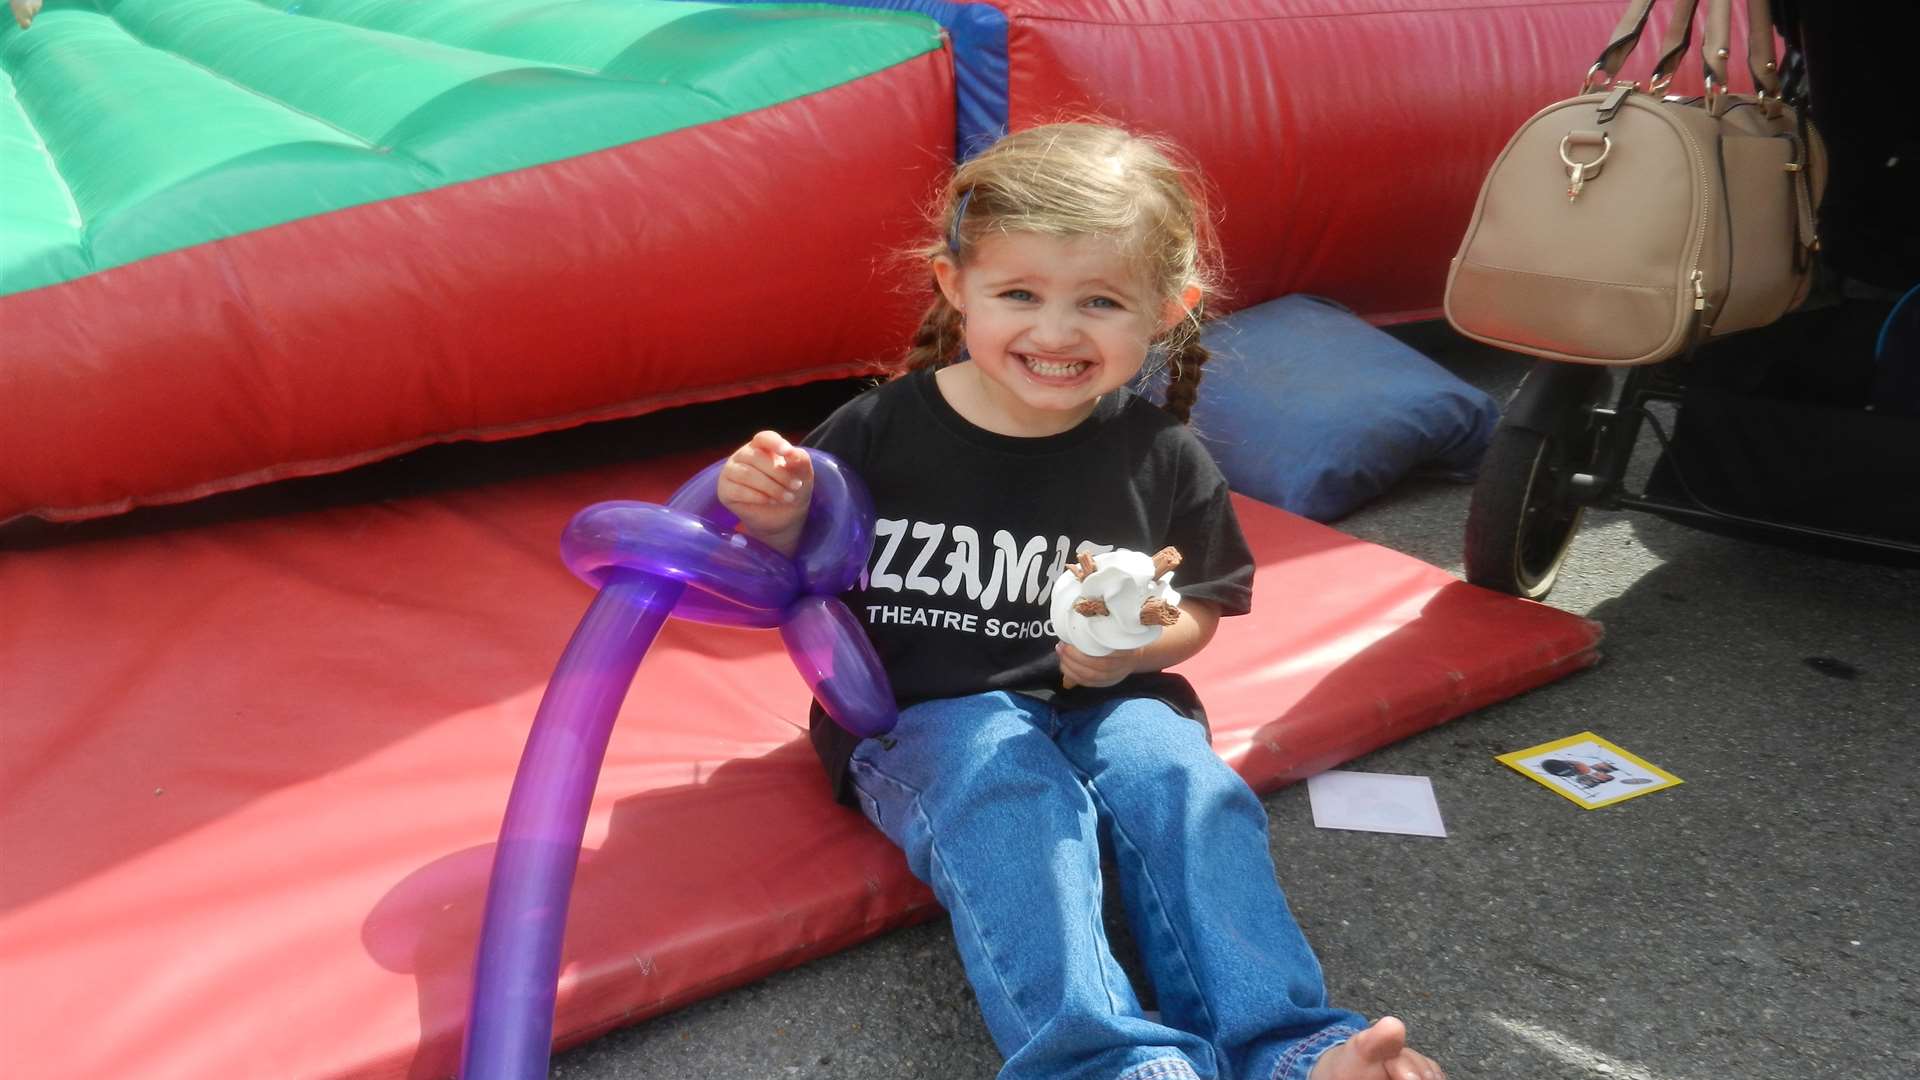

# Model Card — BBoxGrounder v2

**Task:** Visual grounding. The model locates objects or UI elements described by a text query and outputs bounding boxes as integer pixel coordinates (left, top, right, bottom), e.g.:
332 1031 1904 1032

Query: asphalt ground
543 334 1920 1080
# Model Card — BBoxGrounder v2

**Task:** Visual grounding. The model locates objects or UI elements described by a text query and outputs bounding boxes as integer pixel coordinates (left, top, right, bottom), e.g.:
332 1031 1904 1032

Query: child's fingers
737 430 791 472
1055 644 1099 686
725 437 787 483
778 446 813 491
729 432 806 491
1056 644 1134 688
1057 645 1083 689
720 458 799 504
747 430 797 467
742 432 811 494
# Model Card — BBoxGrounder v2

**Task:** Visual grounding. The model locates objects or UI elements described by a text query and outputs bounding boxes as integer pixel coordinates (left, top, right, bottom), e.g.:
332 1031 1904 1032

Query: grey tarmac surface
552 342 1919 1080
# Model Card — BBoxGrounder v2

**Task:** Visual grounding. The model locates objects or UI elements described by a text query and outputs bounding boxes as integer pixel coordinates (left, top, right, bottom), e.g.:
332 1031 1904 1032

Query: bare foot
1307 1017 1445 1080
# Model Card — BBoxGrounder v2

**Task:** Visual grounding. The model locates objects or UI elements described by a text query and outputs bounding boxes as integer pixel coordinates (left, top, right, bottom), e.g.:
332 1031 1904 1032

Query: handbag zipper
1676 123 1709 327
1638 96 1714 335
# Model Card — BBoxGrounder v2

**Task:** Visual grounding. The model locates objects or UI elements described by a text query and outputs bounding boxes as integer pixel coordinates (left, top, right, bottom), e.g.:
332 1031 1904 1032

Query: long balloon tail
460 571 684 1080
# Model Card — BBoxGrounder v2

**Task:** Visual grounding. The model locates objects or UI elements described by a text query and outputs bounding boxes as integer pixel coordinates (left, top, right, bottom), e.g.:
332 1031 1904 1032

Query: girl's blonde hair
901 122 1220 423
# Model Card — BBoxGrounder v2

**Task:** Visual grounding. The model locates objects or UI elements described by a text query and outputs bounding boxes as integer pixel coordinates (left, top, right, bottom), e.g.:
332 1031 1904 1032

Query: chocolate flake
1138 597 1181 626
1151 547 1182 580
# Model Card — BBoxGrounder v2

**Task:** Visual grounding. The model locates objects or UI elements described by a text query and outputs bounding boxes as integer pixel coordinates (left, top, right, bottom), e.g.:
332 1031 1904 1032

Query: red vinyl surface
0 53 951 526
0 446 1599 1079
992 0 1759 320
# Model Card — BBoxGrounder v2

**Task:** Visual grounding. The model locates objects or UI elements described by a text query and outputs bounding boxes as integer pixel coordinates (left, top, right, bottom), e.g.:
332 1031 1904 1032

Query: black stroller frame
1463 343 1920 600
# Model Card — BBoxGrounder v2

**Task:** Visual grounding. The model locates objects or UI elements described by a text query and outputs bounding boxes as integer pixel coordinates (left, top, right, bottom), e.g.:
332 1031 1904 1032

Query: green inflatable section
0 0 941 296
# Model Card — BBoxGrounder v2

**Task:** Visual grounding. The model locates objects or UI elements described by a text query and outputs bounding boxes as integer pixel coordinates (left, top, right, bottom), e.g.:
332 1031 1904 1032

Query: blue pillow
1154 294 1499 522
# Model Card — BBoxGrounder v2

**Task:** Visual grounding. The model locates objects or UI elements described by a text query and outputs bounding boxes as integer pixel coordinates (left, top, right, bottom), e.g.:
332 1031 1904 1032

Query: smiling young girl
717 123 1443 1080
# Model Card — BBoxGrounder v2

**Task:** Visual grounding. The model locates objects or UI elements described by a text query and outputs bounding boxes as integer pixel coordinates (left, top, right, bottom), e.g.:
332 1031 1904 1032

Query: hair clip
947 188 974 255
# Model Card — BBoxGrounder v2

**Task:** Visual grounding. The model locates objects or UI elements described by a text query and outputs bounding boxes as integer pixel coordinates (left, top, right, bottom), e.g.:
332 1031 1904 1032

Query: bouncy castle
2 2 1753 1075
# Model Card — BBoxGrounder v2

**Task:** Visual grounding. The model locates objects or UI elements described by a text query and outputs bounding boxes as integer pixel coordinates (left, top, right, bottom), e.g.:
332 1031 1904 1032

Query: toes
1393 1058 1440 1080
1354 1016 1408 1061
1404 1050 1444 1080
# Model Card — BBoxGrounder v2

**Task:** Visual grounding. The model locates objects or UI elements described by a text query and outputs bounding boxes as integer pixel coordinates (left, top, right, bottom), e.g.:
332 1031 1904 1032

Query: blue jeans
848 691 1364 1080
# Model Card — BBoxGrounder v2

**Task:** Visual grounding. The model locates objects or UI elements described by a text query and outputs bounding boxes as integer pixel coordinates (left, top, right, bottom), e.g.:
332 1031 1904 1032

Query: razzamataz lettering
865 518 1112 614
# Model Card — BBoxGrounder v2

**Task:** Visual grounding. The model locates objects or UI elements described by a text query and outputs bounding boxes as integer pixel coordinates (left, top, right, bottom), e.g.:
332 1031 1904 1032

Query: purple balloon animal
459 451 894 1079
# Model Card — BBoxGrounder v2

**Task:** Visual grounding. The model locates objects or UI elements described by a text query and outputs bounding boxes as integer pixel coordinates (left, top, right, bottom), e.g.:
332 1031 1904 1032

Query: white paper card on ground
1306 770 1447 837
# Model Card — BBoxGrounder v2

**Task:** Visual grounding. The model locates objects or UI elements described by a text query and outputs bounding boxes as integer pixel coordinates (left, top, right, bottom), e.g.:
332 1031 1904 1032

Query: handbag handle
1704 0 1785 110
1590 0 1780 105
1589 0 1700 92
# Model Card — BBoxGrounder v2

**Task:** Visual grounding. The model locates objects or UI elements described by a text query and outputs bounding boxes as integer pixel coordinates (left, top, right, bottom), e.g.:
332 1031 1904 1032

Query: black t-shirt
802 366 1255 803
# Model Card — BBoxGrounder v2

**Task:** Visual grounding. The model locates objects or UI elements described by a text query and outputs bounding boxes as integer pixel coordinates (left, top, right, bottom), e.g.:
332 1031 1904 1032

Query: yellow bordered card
1496 732 1682 809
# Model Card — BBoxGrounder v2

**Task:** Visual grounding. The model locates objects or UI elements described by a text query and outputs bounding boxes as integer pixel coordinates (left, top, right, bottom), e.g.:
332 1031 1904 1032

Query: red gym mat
0 448 1600 1079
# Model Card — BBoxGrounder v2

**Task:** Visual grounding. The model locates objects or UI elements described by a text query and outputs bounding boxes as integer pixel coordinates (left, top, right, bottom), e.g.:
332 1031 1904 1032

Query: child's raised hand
716 431 813 553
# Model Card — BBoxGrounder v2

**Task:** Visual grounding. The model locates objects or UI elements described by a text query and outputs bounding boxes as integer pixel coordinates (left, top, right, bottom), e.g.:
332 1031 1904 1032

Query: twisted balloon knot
557 451 897 738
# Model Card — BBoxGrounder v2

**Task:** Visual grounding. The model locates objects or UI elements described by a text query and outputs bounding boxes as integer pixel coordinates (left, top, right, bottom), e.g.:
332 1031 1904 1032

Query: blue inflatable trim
1142 295 1501 522
699 0 1009 158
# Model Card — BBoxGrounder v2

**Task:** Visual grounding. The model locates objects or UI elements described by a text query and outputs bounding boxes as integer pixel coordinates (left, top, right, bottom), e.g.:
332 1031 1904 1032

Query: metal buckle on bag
1559 132 1612 201
1582 63 1642 95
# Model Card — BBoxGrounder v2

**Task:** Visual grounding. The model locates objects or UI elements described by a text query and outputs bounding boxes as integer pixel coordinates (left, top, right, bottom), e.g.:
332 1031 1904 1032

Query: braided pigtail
1158 328 1211 424
900 283 965 372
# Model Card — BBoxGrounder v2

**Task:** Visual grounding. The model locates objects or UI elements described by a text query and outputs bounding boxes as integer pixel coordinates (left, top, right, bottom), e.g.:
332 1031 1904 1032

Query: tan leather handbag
1445 0 1826 366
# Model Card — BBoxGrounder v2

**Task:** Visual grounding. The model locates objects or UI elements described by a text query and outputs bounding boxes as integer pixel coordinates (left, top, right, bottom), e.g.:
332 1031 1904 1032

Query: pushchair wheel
1464 362 1612 599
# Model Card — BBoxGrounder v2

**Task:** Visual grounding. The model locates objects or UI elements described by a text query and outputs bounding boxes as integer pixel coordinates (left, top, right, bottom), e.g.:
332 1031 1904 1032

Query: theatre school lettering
863 603 1055 640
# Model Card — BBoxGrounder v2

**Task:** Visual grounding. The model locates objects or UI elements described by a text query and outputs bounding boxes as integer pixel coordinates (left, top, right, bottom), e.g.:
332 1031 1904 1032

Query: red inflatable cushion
0 445 1598 1078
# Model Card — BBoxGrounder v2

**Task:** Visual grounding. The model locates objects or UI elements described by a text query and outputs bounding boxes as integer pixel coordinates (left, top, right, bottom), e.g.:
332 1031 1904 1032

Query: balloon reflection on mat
459 451 893 1080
